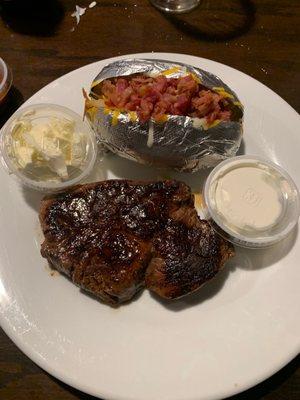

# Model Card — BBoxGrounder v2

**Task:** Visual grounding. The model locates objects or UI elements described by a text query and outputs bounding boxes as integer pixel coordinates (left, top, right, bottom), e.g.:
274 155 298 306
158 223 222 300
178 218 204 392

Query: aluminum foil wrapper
85 59 243 172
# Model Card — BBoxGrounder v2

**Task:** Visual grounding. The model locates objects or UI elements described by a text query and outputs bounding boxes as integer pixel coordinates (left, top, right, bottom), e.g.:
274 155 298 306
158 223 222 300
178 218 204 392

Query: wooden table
0 0 299 398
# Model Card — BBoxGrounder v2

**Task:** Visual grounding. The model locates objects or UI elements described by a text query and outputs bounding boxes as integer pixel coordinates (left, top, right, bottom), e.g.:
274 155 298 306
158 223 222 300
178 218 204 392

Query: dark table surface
0 0 299 399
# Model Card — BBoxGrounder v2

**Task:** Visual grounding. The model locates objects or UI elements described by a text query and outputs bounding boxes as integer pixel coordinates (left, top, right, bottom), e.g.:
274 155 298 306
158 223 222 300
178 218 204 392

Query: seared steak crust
146 220 234 299
40 180 234 305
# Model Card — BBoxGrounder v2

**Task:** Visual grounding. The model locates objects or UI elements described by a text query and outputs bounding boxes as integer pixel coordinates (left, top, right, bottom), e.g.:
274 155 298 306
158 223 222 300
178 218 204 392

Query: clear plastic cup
0 58 13 104
203 155 300 248
149 0 200 13
0 103 97 192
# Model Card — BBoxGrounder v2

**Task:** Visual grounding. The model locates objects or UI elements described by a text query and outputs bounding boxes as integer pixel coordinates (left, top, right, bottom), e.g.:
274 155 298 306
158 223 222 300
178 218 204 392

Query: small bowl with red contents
0 58 13 105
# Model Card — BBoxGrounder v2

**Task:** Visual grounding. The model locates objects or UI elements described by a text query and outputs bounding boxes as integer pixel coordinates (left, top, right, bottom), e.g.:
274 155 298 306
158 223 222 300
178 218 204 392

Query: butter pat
1 104 97 192
10 112 87 180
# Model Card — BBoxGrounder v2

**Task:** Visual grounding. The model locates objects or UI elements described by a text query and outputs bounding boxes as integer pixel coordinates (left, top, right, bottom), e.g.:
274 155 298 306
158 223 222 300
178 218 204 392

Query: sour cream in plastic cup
203 155 300 248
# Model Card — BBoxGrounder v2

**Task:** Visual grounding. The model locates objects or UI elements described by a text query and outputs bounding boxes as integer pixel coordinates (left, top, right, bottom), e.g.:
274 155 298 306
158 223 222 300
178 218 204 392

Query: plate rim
0 52 299 400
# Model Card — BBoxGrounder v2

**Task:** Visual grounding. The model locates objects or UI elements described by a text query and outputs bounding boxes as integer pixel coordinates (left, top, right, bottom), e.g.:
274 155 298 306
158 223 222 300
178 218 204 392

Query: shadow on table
160 0 256 42
47 354 299 399
0 0 64 36
0 86 23 128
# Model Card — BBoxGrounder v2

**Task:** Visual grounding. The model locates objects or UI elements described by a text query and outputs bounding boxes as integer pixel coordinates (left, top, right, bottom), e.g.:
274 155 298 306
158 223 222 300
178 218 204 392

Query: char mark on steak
40 180 234 305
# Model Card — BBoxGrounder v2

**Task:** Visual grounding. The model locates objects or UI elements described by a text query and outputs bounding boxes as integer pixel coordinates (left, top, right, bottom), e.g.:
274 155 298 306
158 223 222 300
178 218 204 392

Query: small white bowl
0 103 97 192
0 58 13 103
203 155 300 248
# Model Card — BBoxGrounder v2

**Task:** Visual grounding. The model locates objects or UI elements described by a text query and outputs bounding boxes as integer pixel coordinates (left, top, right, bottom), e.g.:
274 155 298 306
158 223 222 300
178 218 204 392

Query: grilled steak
40 180 234 305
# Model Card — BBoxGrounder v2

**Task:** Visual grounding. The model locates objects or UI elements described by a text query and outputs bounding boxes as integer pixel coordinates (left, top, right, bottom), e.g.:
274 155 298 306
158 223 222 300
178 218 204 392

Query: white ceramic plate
0 53 299 400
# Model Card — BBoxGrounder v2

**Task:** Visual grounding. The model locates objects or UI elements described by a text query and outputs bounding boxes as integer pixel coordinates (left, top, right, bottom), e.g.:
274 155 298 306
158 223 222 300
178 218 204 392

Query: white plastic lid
204 155 300 248
0 103 97 192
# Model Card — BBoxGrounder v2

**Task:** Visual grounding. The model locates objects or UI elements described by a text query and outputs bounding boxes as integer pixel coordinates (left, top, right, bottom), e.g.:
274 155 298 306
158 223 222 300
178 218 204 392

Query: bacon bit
155 114 168 123
116 78 129 93
177 75 198 95
99 74 232 124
